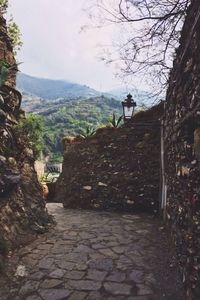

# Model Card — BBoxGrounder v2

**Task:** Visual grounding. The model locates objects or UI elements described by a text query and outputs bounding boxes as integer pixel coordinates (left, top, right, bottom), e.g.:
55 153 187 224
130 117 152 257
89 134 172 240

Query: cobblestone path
0 204 185 300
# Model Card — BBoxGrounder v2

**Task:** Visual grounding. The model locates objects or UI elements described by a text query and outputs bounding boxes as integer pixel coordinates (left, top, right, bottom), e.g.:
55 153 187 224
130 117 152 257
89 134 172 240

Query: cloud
8 0 123 91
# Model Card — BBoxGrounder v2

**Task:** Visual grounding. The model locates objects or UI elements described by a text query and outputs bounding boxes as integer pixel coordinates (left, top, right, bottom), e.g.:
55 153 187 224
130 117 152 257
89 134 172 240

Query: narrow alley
0 204 185 300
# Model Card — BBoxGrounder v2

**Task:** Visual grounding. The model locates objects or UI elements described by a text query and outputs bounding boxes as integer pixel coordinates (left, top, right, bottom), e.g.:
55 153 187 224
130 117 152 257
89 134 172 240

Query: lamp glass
124 106 134 119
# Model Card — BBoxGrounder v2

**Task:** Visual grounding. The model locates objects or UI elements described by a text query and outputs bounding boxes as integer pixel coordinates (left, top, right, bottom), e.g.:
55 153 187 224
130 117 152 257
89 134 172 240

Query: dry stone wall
0 16 16 85
56 103 163 213
163 1 200 298
0 14 51 259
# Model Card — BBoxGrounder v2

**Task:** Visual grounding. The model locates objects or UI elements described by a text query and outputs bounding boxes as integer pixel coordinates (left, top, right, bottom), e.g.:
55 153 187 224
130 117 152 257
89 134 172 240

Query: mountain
17 73 101 99
17 73 157 105
28 95 122 162
18 73 158 162
17 74 122 162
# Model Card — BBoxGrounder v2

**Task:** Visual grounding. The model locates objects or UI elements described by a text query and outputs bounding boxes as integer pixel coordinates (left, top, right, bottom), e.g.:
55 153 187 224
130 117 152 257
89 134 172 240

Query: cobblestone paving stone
0 204 185 300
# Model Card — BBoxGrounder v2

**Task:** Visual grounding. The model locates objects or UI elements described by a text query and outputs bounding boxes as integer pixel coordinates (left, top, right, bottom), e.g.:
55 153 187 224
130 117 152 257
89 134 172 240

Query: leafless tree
88 0 191 95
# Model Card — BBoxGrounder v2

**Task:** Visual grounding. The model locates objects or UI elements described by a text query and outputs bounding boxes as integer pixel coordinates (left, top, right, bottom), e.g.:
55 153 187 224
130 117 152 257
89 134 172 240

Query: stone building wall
0 14 50 257
163 0 200 298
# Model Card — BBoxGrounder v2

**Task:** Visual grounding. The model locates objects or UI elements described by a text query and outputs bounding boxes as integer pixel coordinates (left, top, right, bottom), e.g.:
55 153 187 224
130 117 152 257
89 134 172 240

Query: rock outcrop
56 103 163 213
163 0 200 298
0 14 51 262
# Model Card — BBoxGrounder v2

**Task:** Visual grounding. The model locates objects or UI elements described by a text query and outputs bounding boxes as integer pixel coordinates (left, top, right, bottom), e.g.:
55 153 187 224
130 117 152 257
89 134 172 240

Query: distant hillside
17 73 101 99
21 93 122 162
17 73 157 105
40 95 121 129
18 73 155 162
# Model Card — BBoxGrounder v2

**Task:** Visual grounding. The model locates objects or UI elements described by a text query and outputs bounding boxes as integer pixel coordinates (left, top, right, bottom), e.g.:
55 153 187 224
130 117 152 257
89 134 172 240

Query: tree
89 0 191 94
8 19 22 54
16 114 45 159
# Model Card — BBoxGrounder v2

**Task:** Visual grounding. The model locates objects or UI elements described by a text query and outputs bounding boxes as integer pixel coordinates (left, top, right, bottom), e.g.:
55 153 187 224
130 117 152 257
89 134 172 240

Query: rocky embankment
56 103 163 213
0 14 51 265
163 0 200 298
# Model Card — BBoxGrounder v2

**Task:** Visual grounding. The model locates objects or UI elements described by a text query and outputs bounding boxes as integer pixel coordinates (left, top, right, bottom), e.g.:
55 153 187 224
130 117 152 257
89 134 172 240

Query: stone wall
163 1 200 298
0 14 51 259
0 16 16 85
56 103 163 213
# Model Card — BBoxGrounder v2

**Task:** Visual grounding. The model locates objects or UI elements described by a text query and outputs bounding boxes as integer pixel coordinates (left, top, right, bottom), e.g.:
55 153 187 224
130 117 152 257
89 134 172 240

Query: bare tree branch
89 0 191 96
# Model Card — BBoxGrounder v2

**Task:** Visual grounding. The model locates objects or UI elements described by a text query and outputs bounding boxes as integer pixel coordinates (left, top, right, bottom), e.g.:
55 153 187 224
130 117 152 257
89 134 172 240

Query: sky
7 0 131 92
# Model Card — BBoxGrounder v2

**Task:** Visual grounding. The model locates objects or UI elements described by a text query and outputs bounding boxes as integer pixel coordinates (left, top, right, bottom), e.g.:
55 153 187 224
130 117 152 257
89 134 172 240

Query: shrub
15 113 45 159
80 125 96 138
108 113 123 128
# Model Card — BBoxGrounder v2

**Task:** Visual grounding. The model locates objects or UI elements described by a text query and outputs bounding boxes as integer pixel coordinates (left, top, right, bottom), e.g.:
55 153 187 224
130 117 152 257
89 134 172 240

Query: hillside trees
90 0 191 94
16 114 45 159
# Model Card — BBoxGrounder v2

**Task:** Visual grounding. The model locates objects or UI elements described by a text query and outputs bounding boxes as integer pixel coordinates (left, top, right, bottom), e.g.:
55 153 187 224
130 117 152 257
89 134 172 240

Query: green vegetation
40 172 59 183
18 74 124 162
0 61 9 87
17 73 101 100
16 114 44 159
80 125 96 138
21 95 122 162
40 96 122 161
108 113 123 128
0 60 18 87
8 19 22 54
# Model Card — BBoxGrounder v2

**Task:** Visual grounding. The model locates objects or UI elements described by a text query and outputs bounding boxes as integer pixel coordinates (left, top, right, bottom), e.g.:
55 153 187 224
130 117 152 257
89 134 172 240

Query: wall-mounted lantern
121 94 136 122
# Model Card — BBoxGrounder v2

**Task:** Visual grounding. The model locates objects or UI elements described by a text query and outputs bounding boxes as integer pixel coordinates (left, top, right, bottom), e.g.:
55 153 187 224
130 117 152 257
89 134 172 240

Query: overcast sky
7 0 132 92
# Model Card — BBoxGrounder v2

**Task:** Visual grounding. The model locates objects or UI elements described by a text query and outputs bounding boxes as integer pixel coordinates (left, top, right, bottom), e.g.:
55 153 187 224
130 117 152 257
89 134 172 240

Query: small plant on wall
80 125 96 138
108 113 123 128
